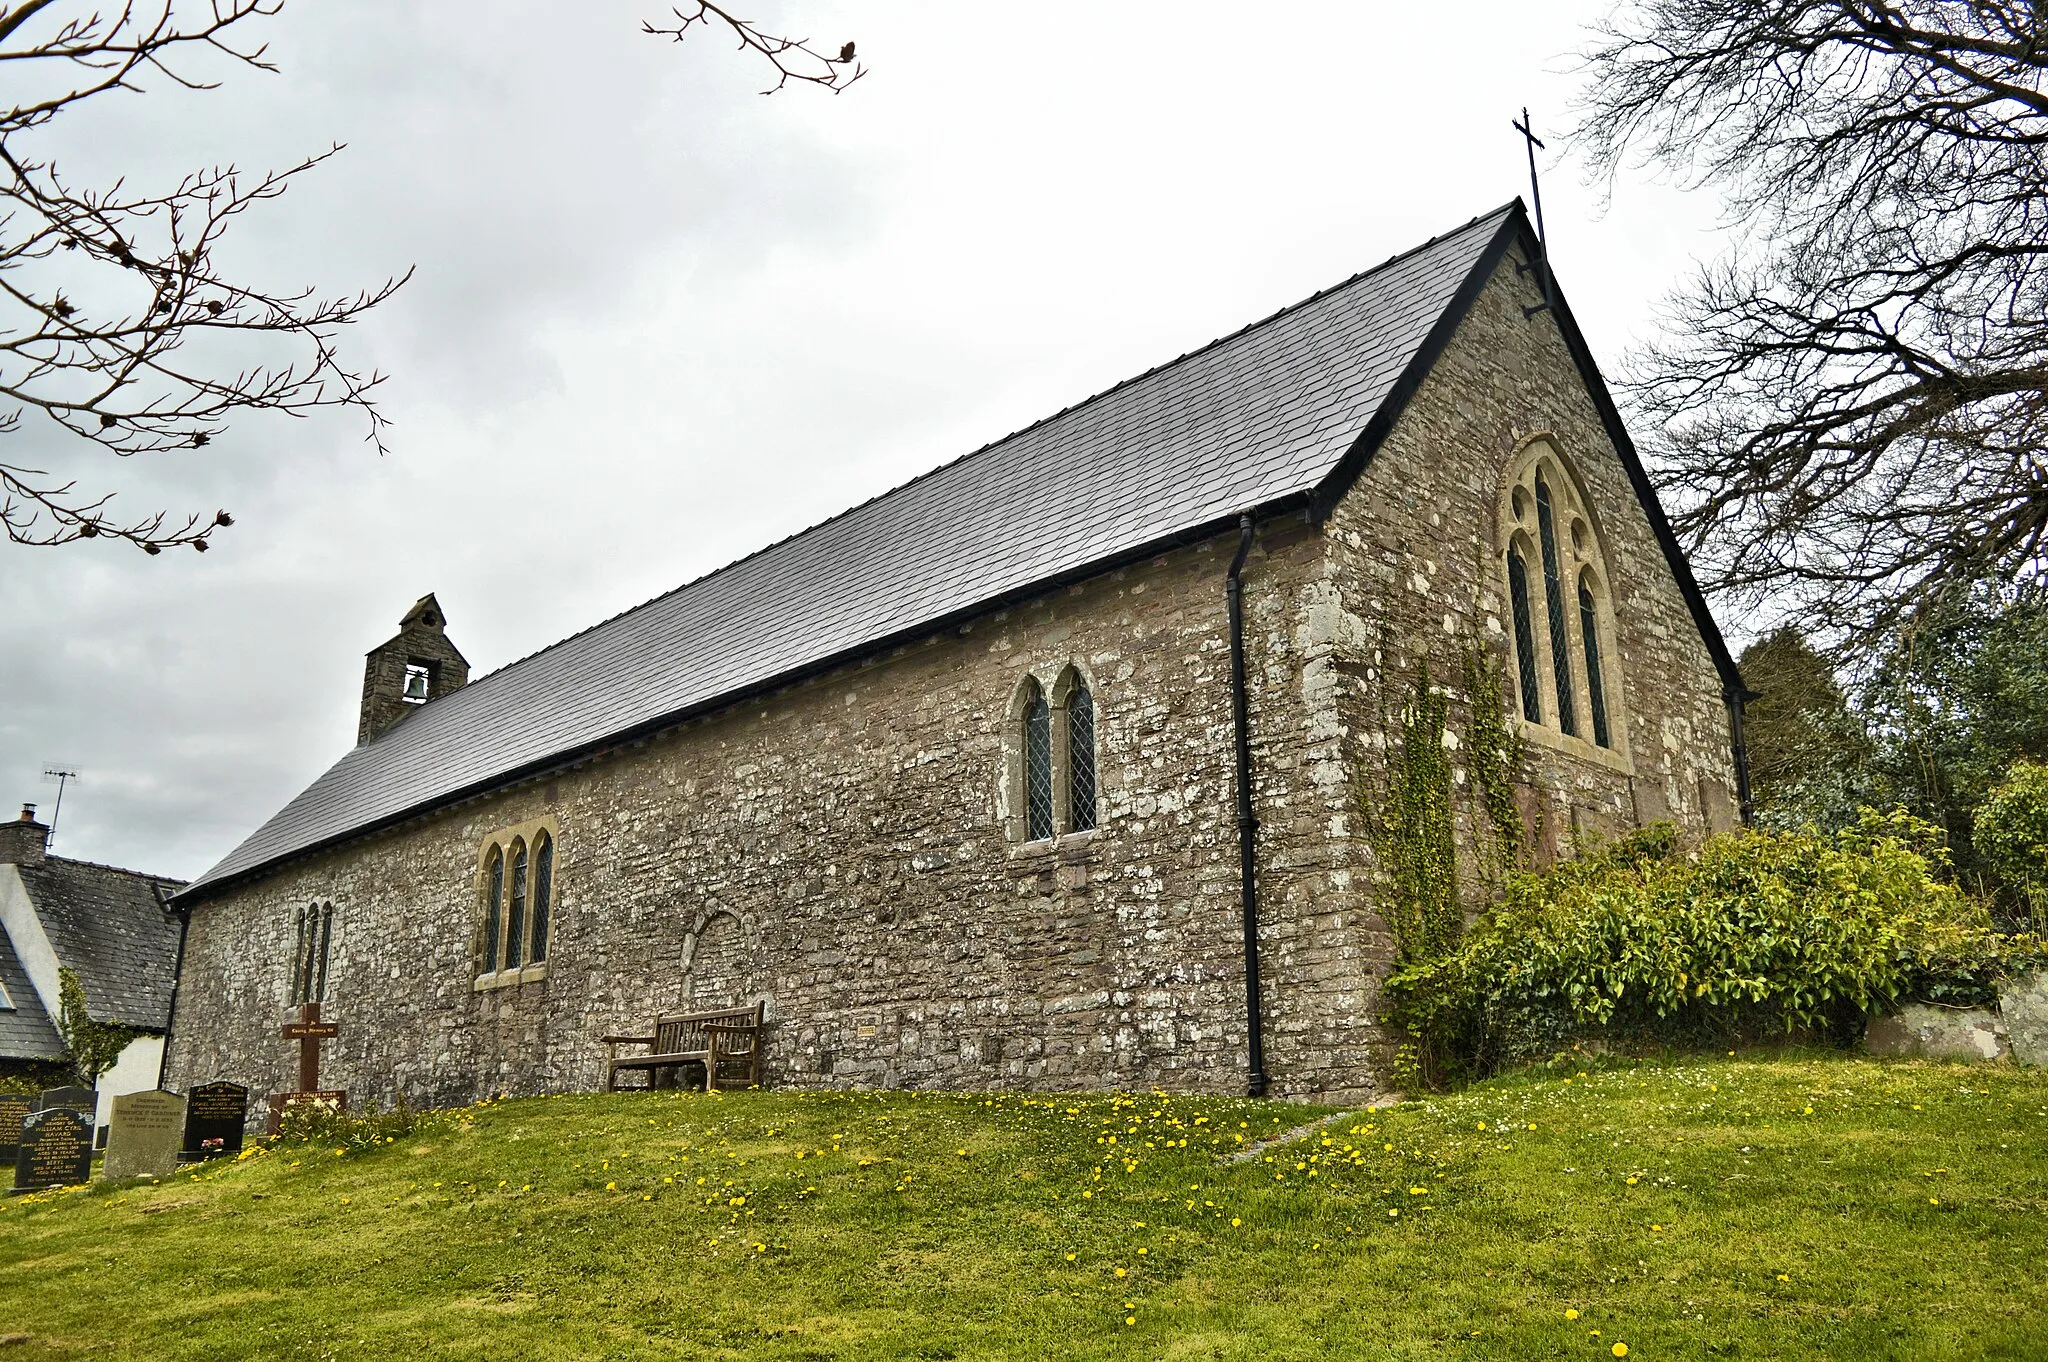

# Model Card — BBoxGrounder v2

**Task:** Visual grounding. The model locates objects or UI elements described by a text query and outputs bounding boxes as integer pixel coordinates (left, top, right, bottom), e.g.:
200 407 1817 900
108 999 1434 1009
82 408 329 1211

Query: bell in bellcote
402 663 431 703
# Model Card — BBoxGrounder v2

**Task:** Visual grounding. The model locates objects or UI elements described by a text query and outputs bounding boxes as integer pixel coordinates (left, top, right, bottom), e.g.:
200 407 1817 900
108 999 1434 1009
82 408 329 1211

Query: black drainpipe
1227 513 1269 1098
1724 683 1756 827
155 889 192 1091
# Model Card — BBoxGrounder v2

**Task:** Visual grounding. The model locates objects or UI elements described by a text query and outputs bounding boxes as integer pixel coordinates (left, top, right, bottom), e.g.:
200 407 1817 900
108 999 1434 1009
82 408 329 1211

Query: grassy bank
2 1054 2045 1360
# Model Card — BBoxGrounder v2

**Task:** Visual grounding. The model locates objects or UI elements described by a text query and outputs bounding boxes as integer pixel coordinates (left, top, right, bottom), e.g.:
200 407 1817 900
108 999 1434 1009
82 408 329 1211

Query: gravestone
0 1094 29 1163
34 1085 95 1115
12 1107 92 1192
181 1081 248 1162
103 1090 186 1181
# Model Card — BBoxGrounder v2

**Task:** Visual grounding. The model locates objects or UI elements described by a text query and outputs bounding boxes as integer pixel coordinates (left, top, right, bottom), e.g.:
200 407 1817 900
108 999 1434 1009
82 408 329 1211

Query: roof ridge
387 203 1520 720
40 853 186 887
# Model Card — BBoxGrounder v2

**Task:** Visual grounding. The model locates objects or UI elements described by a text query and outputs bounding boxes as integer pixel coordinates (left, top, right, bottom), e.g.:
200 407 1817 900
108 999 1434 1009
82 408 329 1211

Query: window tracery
1007 664 1102 844
475 816 557 986
1499 439 1627 761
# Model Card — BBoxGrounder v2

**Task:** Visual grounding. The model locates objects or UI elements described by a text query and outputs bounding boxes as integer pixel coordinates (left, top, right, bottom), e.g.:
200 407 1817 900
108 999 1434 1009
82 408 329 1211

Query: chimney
358 593 470 744
0 804 49 867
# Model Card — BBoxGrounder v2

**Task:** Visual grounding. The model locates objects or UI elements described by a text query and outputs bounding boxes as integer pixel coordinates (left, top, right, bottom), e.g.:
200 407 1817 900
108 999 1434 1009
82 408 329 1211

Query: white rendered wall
93 1035 166 1130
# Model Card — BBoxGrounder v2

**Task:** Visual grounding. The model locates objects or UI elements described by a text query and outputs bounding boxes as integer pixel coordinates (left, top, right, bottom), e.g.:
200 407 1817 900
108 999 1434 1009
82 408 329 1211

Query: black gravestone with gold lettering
12 1107 92 1192
181 1081 249 1162
0 1094 29 1163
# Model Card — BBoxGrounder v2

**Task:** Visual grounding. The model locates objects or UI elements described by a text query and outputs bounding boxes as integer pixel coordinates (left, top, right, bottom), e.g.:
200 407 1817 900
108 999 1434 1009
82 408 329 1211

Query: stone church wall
165 246 1739 1112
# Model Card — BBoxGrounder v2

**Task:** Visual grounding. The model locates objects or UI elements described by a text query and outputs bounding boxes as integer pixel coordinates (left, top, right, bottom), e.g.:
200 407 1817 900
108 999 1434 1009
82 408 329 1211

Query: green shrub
1974 760 2048 934
1383 811 2040 1083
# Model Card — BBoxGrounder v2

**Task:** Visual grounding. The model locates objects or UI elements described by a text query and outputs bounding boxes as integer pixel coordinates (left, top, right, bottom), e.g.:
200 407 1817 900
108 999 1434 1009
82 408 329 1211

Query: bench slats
605 1003 764 1092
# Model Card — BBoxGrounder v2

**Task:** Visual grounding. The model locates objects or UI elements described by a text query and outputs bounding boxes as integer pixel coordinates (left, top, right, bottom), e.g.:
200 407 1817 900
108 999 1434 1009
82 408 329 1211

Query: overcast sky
0 1 1736 879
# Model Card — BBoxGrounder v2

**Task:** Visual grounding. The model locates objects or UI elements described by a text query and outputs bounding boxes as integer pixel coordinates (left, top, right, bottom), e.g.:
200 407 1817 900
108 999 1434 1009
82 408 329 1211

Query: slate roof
0 922 65 1063
189 201 1732 899
16 857 184 1031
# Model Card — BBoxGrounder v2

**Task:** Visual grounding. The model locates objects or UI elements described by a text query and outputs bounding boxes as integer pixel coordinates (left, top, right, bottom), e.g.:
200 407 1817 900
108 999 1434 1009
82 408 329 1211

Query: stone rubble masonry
166 251 1738 1111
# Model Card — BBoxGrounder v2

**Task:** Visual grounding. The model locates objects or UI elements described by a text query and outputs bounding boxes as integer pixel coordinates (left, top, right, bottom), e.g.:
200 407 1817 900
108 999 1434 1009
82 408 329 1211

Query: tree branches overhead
1577 1 2048 651
643 2 862 95
0 1 406 553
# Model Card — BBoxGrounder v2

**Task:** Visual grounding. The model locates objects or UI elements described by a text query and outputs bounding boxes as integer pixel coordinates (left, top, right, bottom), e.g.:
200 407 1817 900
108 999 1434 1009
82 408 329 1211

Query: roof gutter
1226 512 1270 1099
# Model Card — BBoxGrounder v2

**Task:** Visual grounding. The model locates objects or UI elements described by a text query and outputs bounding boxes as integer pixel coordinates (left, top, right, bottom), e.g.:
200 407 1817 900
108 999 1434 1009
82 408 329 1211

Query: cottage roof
14 856 183 1031
182 202 1739 900
0 923 65 1062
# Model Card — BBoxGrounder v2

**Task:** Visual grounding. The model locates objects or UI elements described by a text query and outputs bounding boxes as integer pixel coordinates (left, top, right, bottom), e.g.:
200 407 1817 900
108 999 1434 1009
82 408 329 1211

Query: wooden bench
603 1003 765 1092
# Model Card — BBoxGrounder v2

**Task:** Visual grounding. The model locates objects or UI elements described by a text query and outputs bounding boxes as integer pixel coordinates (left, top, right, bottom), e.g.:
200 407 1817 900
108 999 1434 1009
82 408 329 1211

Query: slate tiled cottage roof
182 203 1739 900
17 857 184 1031
0 925 65 1062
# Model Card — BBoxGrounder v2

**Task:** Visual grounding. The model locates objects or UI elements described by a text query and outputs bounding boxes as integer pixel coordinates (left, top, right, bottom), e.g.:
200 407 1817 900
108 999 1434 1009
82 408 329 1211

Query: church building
165 203 1747 1109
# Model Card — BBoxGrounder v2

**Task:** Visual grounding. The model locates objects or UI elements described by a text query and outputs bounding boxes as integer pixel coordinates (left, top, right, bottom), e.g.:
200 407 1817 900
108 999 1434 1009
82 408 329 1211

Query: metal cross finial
1511 107 1557 320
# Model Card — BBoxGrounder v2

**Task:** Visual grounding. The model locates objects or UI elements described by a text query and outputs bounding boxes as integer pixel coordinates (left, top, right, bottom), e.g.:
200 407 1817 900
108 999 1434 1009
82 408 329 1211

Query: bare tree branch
642 2 862 95
1575 1 2048 654
0 1 404 552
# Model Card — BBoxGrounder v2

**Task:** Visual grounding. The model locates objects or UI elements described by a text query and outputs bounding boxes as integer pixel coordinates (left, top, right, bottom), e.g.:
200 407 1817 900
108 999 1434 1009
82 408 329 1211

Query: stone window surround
474 814 558 992
1496 434 1634 777
1001 662 1102 852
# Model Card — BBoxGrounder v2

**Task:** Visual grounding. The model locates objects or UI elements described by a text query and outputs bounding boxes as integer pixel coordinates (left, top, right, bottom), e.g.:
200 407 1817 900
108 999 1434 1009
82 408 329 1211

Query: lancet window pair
1503 443 1618 750
480 829 553 974
1015 668 1098 842
289 900 333 1007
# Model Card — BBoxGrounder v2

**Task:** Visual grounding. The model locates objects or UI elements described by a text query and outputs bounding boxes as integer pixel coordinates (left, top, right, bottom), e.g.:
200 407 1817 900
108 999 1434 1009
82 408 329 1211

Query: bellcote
358 593 470 744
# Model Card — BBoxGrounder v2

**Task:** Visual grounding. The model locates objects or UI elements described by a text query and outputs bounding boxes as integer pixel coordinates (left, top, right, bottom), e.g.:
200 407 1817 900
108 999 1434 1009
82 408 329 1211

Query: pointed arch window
1499 440 1629 760
505 839 528 970
481 847 503 972
1067 679 1097 833
289 901 333 1006
1023 681 1054 841
1535 474 1579 738
1506 546 1542 722
1010 666 1104 844
530 831 553 963
1579 573 1611 749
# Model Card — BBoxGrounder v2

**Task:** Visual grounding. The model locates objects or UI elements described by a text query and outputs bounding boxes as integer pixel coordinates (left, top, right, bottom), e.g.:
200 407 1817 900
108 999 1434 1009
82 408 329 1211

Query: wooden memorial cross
267 1002 347 1134
282 1002 339 1091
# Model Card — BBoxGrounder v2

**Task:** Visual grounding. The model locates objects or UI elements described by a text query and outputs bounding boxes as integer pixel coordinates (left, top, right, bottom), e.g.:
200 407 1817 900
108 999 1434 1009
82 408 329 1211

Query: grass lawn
1 1053 2045 1360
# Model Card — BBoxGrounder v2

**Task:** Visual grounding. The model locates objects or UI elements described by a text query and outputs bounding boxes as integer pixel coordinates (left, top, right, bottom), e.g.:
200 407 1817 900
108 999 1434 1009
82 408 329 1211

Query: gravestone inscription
0 1094 29 1162
104 1090 186 1181
12 1107 92 1192
181 1081 248 1162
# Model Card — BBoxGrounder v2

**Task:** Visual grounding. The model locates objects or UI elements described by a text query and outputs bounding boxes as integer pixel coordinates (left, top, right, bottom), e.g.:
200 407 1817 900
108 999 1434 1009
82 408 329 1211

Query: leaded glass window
531 832 553 963
1024 683 1054 841
312 903 332 1004
506 841 528 970
1507 546 1541 722
483 848 503 971
1067 681 1098 832
289 902 308 1004
1580 576 1611 749
1536 475 1579 737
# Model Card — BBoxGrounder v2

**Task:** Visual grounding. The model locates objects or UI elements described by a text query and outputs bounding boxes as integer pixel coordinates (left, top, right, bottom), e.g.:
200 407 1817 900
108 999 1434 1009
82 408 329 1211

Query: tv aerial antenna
1511 106 1558 319
41 766 78 845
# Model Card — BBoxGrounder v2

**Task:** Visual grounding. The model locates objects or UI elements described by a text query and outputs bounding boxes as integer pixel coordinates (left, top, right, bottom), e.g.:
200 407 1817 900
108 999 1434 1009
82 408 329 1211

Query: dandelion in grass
1565 1309 1579 1320
1613 1345 1628 1357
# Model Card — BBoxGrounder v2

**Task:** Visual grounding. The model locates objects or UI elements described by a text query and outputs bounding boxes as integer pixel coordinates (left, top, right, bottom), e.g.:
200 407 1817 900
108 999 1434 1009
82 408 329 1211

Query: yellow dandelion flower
1124 1317 1135 1326
1065 1253 1077 1262
1565 1309 1579 1320
605 1181 617 1191
1231 1217 1242 1227
1613 1345 1629 1358
1115 1267 1128 1278
1387 1209 1399 1218
1777 1274 1790 1283
1930 1198 1941 1205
